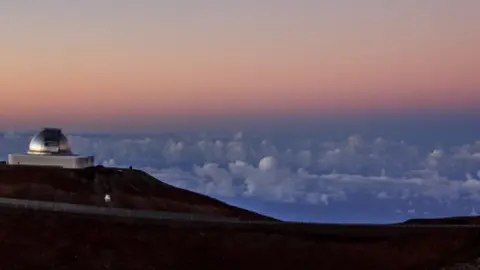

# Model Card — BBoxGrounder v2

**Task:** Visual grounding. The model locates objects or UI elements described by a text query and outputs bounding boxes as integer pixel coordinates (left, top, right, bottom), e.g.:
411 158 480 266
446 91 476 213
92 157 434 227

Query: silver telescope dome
28 128 72 155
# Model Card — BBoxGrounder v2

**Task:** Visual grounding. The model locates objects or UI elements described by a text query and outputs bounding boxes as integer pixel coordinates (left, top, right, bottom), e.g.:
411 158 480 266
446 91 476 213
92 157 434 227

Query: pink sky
0 1 479 131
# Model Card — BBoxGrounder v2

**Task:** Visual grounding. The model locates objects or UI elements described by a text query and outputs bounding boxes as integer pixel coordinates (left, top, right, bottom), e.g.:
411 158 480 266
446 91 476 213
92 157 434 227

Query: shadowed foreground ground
1 207 480 270
1 165 480 269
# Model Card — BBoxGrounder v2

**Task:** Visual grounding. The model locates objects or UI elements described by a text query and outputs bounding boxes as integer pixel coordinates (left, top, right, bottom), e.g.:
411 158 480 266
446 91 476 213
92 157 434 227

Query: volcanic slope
0 164 272 221
2 165 480 269
0 207 480 270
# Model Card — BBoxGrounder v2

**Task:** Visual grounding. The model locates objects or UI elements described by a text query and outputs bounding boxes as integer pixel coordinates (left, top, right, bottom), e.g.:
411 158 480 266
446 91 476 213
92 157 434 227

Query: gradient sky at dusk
1 1 479 131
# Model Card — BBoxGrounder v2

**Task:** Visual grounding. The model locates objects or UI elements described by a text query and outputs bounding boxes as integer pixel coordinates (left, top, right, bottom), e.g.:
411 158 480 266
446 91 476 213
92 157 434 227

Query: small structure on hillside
7 127 94 169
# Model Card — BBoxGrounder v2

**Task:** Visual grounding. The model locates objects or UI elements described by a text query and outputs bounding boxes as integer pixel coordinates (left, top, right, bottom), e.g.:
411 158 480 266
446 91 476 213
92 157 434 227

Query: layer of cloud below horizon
1 129 480 221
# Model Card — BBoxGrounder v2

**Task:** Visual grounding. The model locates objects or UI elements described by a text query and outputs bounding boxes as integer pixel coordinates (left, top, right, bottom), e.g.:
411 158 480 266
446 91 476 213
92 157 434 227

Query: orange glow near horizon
1 1 479 130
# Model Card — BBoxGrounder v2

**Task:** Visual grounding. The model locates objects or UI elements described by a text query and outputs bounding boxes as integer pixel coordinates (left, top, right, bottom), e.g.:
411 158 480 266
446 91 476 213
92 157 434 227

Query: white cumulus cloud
1 131 480 214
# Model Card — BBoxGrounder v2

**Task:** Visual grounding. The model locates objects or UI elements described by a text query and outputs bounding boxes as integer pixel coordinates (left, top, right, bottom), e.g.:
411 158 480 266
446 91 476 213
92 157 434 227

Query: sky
1 1 479 131
1 1 480 223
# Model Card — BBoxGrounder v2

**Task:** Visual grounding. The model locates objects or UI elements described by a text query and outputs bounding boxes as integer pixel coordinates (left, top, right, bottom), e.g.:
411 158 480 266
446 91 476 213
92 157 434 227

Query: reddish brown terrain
0 164 480 269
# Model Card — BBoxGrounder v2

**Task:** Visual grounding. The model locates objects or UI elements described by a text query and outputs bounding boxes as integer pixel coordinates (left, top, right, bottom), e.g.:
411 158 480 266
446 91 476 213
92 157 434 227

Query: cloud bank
2 130 480 220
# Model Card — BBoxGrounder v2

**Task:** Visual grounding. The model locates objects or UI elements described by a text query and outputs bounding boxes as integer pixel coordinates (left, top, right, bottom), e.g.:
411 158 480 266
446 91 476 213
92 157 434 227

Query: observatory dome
27 128 72 155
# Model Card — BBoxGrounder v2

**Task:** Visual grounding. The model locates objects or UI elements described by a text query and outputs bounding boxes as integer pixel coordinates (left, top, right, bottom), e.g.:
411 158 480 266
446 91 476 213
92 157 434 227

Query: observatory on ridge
7 128 94 169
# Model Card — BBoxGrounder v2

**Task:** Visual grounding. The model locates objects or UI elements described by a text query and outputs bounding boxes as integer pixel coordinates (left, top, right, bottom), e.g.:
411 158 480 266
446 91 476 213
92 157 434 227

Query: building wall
7 154 95 169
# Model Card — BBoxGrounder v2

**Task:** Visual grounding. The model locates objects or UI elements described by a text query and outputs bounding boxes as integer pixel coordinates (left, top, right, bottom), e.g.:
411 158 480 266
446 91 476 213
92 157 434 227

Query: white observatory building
7 128 94 169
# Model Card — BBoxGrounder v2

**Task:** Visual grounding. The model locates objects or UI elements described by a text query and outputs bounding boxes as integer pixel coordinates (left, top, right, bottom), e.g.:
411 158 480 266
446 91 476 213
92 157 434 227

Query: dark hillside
1 165 480 269
403 216 480 225
0 206 479 270
0 164 273 221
